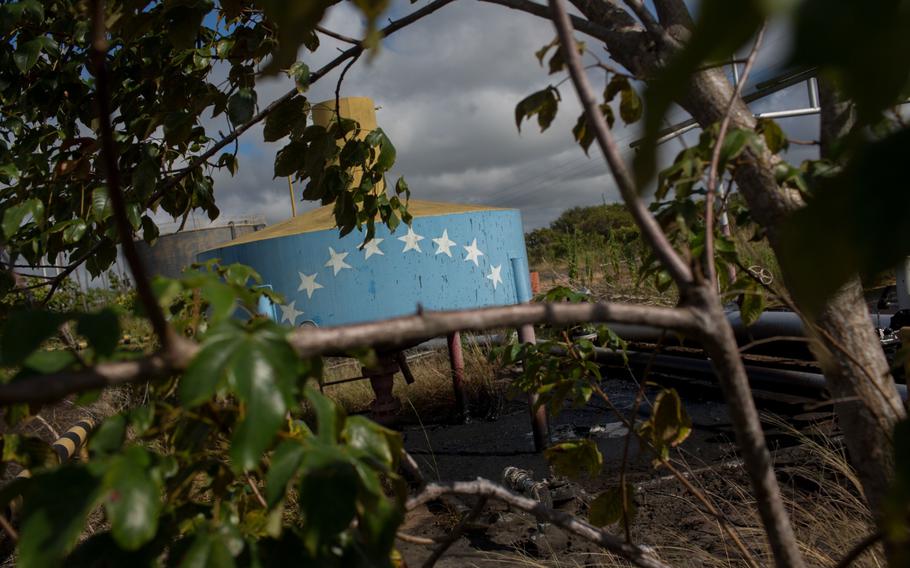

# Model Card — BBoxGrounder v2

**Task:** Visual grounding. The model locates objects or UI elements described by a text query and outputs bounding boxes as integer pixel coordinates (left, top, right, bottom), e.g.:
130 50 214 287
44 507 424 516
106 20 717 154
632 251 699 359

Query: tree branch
89 0 172 349
549 3 805 566
476 0 617 45
407 479 672 568
0 302 698 405
621 0 679 49
547 0 692 286
421 496 488 568
833 531 882 568
315 25 360 45
703 25 765 287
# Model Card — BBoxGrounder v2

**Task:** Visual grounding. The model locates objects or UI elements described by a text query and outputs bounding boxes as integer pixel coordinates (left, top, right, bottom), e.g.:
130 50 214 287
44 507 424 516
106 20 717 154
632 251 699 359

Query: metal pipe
897 257 910 311
807 77 820 108
632 66 821 148
594 349 909 401
447 331 468 419
755 107 820 120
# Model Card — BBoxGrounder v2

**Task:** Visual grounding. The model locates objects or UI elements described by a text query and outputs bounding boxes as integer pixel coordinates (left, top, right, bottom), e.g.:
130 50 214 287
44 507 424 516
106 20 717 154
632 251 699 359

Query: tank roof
217 199 508 247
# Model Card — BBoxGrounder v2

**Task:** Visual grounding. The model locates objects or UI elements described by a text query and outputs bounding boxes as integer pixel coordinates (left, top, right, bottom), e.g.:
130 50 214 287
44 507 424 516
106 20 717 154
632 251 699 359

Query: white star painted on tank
486 264 503 289
297 272 323 298
463 239 484 266
361 238 384 260
279 301 303 325
398 227 424 253
432 230 457 257
325 247 351 276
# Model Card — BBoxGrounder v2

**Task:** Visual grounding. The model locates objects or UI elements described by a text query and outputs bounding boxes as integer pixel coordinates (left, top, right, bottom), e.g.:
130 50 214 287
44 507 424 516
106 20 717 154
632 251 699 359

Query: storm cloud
201 1 819 232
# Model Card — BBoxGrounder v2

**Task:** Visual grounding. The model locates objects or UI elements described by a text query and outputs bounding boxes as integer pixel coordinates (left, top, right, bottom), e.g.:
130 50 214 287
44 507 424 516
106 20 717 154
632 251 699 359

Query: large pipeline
409 309 903 400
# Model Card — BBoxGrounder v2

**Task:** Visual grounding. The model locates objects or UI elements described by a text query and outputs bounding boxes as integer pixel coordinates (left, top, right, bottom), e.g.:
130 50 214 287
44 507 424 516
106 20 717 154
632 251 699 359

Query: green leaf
642 388 692 458
274 140 307 178
263 95 308 142
297 452 359 554
343 415 402 470
90 414 127 457
178 324 245 407
515 87 560 132
589 484 636 528
14 36 44 73
305 386 343 444
778 127 910 314
372 128 396 172
165 5 205 50
77 309 120 359
256 2 332 74
179 528 237 568
0 309 67 366
619 84 643 124
756 117 788 153
227 327 299 471
17 466 103 567
543 439 603 479
227 88 257 125
200 280 236 324
2 197 44 238
289 62 311 93
103 447 161 550
793 0 910 123
265 441 306 507
63 219 88 244
718 127 757 167
0 434 55 470
91 186 113 223
22 350 76 374
735 276 767 326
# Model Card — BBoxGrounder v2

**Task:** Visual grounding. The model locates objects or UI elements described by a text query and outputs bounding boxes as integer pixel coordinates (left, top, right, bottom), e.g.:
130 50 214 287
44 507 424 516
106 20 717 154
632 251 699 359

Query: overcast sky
183 0 820 234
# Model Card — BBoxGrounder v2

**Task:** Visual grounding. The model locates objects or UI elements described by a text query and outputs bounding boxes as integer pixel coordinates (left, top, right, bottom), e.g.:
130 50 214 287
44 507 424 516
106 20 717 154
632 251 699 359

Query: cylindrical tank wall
135 224 262 279
199 209 532 327
310 96 383 193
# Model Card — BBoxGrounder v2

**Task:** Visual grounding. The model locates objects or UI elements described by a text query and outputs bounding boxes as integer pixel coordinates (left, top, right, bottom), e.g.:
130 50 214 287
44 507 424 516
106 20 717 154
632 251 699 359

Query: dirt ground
388 370 882 568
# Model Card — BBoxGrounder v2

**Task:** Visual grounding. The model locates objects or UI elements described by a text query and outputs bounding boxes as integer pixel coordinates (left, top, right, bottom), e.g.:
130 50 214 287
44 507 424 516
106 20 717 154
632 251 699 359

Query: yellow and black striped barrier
49 418 94 464
6 417 96 522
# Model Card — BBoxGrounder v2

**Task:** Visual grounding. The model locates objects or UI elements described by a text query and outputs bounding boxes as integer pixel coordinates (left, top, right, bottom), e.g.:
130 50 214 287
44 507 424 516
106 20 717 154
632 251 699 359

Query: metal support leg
518 323 549 451
365 354 401 424
447 331 468 420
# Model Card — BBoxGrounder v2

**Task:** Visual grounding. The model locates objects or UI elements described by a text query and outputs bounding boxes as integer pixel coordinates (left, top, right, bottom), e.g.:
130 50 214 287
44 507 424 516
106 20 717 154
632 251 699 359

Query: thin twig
421 496 488 568
335 52 362 139
0 514 18 542
833 531 882 568
548 0 692 286
89 0 172 350
703 25 765 287
408 479 672 568
245 473 268 508
34 414 60 439
396 532 438 545
315 24 360 45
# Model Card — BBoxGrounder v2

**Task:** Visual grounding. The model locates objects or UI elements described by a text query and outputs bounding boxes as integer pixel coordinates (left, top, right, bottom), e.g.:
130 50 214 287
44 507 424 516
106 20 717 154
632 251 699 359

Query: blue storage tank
198 199 533 327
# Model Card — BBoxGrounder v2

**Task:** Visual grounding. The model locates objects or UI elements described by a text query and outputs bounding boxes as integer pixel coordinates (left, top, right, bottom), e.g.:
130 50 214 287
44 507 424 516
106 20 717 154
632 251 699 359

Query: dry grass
437 415 884 568
320 337 503 421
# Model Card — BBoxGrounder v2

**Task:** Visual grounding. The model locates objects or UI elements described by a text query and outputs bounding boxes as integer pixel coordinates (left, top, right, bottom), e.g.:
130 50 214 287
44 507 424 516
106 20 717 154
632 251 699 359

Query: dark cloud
202 1 821 232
